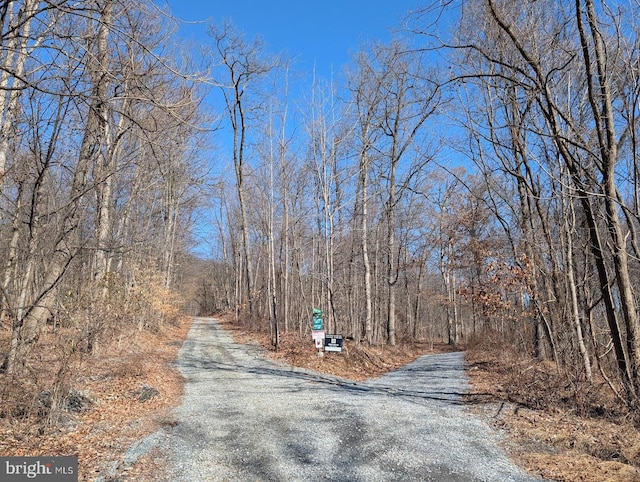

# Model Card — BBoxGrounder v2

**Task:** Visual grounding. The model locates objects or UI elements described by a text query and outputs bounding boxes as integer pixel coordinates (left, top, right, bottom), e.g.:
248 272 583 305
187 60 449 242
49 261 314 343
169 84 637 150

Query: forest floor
465 349 640 482
2 314 639 481
0 317 192 481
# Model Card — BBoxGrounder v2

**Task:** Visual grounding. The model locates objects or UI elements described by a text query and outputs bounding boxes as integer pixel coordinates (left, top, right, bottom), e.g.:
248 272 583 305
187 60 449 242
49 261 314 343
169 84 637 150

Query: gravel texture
145 317 544 481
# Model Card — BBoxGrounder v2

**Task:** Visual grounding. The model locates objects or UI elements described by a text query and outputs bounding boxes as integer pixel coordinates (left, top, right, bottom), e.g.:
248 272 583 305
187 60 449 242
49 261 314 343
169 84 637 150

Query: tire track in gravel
150 317 544 481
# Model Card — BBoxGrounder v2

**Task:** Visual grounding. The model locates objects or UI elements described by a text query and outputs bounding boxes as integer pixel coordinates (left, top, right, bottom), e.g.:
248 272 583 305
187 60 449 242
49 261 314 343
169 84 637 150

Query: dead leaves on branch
456 253 535 320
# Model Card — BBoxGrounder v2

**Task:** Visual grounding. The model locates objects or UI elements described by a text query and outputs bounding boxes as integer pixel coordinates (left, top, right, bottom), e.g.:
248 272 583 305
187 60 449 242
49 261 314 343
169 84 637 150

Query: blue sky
166 1 426 79
161 1 440 257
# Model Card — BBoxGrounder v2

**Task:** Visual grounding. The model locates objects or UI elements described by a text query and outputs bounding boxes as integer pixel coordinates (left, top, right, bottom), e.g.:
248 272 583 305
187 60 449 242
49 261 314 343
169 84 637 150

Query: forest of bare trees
2 0 640 421
198 0 640 410
0 0 207 418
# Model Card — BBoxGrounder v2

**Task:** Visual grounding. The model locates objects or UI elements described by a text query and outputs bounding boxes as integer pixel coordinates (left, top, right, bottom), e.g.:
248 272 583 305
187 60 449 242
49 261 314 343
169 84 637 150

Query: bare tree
348 51 385 344
0 0 206 376
347 42 440 344
209 22 278 323
413 0 640 405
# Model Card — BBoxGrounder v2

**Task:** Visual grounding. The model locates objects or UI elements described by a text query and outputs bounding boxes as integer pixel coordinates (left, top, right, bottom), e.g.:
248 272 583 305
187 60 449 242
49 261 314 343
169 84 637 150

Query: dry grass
466 348 640 482
0 316 191 481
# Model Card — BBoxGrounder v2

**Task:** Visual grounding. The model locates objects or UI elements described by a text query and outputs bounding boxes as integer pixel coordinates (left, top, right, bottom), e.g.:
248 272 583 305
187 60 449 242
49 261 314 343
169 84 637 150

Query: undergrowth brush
465 332 640 481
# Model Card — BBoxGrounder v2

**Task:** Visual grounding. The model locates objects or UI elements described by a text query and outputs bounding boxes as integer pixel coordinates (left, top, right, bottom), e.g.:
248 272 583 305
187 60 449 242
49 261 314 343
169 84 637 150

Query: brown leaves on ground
466 349 640 482
217 315 454 380
0 317 191 481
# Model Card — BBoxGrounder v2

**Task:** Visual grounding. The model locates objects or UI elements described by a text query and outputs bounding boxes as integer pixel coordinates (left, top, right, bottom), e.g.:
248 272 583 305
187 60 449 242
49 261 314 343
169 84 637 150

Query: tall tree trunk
7 0 114 373
0 0 40 182
566 216 592 381
359 152 373 344
577 0 639 402
279 136 290 333
386 180 397 346
235 119 254 321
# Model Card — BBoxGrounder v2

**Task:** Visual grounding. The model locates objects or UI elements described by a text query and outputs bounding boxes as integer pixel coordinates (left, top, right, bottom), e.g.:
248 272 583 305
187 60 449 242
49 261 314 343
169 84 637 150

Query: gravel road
145 317 542 481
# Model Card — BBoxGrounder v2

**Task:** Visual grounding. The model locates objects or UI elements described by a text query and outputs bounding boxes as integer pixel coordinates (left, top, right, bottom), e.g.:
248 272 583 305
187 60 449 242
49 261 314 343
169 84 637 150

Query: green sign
312 308 323 330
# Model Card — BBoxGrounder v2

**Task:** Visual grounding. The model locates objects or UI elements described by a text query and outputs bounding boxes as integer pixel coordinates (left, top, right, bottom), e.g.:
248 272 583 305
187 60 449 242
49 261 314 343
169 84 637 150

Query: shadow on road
178 345 469 406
